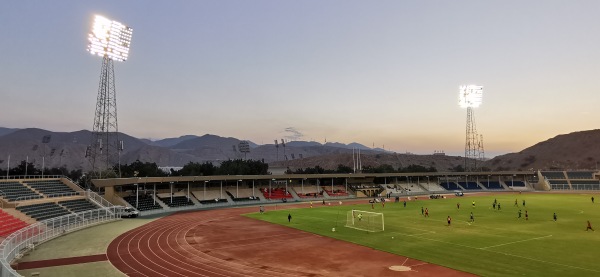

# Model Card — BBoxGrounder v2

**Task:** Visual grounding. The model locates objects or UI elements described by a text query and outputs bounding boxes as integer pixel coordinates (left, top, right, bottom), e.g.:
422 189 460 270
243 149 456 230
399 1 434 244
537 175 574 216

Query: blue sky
1 1 599 157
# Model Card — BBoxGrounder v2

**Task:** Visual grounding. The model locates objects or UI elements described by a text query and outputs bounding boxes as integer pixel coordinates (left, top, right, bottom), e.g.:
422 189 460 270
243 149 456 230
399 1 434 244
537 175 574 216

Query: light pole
270 178 275 199
237 179 242 198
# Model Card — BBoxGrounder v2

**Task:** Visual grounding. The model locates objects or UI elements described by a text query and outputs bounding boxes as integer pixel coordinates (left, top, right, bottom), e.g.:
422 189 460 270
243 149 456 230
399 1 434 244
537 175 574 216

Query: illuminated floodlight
458 85 483 108
87 15 133 62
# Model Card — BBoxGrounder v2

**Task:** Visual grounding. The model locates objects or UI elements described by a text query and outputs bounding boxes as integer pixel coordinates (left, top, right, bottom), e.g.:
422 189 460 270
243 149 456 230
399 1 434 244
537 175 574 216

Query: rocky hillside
484 129 600 171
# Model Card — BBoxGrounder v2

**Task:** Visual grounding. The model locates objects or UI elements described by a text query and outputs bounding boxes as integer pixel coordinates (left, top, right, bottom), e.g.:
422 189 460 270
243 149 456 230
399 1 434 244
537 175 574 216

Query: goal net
345 210 384 232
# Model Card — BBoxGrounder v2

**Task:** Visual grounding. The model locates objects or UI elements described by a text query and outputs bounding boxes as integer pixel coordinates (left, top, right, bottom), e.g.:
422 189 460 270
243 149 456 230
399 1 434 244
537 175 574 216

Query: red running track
107 206 474 277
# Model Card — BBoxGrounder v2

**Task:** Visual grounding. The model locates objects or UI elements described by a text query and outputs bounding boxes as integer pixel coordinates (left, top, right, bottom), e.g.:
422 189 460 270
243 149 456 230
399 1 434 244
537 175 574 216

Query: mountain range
1 127 599 172
0 128 384 171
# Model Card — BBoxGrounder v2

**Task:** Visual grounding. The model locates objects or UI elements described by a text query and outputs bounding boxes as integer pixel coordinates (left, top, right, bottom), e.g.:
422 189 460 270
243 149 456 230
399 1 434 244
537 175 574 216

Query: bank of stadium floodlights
86 15 133 178
459 85 484 171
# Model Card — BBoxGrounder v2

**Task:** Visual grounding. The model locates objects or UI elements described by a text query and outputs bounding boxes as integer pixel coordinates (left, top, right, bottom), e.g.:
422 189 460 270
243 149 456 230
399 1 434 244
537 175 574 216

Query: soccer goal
345 210 384 232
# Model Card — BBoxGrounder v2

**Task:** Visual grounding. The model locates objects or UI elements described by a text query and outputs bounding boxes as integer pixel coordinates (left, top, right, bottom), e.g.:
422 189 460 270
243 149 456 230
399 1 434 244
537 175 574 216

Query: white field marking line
398 225 437 233
478 235 553 250
295 214 333 222
401 257 409 266
480 248 600 274
387 231 435 238
402 232 600 274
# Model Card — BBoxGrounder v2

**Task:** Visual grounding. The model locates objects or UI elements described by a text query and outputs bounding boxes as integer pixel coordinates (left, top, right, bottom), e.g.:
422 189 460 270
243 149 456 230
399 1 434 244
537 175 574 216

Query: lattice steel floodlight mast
238 141 250 160
86 15 133 178
459 85 483 172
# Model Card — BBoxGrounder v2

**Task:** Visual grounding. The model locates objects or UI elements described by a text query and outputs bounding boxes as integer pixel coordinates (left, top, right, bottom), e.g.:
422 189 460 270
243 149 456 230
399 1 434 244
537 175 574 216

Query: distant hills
485 129 600 171
0 128 384 171
1 127 598 172
0 127 17 137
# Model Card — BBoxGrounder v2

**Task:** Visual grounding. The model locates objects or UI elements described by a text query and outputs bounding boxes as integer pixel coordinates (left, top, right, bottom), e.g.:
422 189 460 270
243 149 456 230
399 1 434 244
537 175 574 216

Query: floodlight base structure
88 55 121 178
464 107 479 171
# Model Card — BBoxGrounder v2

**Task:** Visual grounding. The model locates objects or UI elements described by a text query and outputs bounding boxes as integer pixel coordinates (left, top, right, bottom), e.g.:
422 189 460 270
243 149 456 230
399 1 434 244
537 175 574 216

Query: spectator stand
570 180 600 190
122 193 163 212
502 180 528 191
260 187 294 201
0 181 42 202
322 185 349 198
156 192 196 208
439 181 461 191
422 182 446 192
457 181 482 190
480 181 505 190
292 185 323 199
0 210 29 238
191 188 230 206
24 180 77 198
225 188 261 203
349 184 384 198
548 180 570 190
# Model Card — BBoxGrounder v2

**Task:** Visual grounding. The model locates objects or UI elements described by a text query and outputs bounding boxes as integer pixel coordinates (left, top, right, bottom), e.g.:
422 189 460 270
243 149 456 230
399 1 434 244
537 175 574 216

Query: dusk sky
1 1 599 157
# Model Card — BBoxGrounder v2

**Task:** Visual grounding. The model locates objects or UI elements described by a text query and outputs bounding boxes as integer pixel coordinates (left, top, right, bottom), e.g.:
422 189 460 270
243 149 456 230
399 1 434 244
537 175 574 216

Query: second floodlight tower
459 85 483 171
86 15 133 177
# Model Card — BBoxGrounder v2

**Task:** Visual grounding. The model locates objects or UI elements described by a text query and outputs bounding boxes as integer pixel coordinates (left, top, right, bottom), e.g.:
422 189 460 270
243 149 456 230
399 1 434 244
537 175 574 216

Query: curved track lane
107 206 474 276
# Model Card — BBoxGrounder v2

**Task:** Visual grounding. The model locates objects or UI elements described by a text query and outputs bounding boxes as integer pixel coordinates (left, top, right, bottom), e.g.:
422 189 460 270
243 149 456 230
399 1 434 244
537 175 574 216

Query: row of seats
0 182 42 201
16 202 71 221
225 191 259 202
0 210 28 237
457 182 481 190
480 181 504 189
158 195 194 208
26 180 77 197
506 181 526 187
543 171 595 180
58 199 99 213
123 195 162 211
261 188 293 200
323 188 348 196
541 171 567 179
439 182 461 190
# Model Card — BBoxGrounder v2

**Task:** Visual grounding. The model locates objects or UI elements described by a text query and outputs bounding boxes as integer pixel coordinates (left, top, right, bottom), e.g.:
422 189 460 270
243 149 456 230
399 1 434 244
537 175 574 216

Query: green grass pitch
245 193 600 276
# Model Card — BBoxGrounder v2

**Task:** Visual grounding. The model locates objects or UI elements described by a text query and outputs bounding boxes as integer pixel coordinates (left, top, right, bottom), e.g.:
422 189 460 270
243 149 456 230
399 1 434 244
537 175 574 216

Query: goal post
345 210 384 232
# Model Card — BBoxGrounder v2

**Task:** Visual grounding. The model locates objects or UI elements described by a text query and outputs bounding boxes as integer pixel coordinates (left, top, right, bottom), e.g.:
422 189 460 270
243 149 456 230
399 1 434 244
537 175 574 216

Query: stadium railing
0 175 63 180
0 206 122 277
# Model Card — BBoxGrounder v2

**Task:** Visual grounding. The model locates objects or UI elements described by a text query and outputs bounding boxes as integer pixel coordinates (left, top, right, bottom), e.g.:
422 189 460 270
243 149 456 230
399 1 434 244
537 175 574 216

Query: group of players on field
412 195 595 230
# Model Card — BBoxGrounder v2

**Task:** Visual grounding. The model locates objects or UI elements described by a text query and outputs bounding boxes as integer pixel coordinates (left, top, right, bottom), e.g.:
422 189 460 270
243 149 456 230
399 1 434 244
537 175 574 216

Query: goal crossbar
345 210 384 232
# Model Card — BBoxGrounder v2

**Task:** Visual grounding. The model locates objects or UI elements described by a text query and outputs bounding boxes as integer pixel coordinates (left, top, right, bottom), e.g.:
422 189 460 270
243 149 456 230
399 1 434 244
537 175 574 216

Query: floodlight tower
86 15 133 177
459 85 483 171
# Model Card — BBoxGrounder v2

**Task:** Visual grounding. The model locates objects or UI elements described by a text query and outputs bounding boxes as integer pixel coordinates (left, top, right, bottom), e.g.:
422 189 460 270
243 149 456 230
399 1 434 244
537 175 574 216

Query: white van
117 206 139 218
